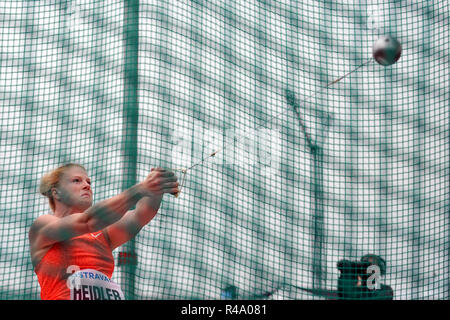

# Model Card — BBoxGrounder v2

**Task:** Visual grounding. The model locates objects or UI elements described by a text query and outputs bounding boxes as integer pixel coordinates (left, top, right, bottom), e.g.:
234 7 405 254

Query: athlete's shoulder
29 214 58 236
30 214 58 227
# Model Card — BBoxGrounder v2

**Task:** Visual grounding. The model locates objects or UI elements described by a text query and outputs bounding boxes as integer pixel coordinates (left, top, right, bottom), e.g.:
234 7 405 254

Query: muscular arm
104 194 163 250
29 168 177 251
29 184 146 250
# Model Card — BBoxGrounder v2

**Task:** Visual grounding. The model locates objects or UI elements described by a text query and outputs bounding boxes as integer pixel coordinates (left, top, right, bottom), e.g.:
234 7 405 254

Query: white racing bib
67 269 125 300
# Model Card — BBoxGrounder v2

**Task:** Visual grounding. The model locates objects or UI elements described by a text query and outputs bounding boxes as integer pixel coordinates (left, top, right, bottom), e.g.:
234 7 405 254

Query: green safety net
0 0 448 300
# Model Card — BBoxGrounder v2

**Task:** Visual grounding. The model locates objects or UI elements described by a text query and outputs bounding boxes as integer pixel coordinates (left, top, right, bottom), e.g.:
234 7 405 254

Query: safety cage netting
0 0 448 299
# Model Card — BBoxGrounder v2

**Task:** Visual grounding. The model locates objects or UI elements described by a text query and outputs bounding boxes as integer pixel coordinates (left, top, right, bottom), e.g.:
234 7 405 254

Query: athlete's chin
77 199 93 210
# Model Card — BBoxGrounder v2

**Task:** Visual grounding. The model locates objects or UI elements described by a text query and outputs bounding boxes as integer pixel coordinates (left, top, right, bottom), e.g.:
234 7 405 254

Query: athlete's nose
82 181 91 191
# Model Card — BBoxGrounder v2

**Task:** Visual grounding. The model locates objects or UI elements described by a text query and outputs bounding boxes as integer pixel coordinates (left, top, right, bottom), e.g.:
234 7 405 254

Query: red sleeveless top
34 230 115 300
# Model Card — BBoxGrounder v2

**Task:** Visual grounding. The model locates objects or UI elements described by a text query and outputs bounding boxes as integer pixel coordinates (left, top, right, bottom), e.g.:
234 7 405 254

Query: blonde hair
39 163 87 212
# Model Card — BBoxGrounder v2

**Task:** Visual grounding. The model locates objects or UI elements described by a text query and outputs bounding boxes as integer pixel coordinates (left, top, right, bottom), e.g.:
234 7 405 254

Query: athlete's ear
52 188 60 200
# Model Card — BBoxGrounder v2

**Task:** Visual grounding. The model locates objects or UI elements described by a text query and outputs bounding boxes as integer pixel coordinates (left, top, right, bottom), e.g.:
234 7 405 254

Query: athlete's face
54 166 93 211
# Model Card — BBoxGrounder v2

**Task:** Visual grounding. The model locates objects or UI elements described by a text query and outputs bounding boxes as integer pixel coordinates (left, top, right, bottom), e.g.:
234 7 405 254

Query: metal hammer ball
372 35 402 66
